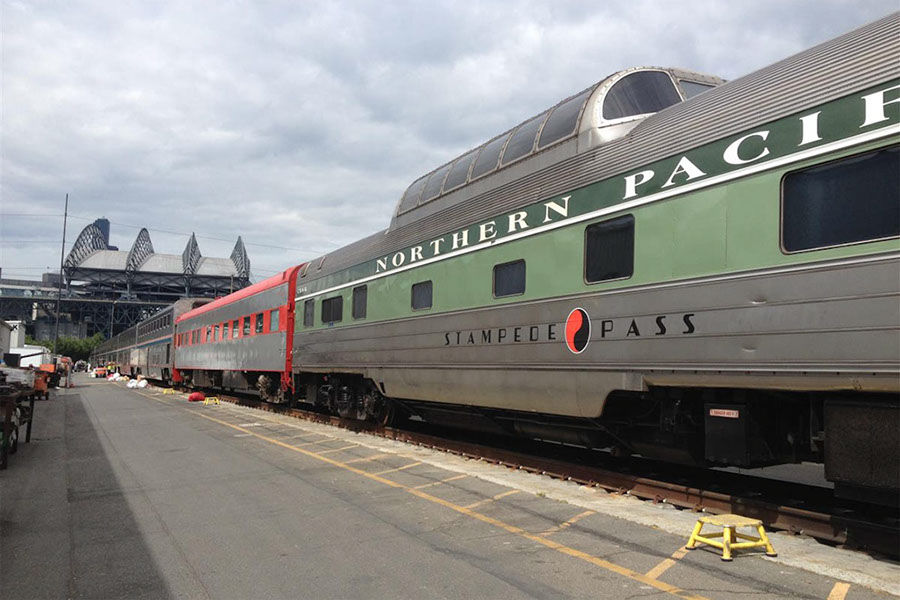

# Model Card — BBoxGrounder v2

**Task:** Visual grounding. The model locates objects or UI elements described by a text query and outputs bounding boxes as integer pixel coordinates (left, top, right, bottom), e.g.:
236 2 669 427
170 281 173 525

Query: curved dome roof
391 66 724 230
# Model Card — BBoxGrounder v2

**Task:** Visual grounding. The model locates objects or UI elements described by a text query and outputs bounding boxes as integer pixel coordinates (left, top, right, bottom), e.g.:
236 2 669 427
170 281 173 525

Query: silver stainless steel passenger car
291 15 900 503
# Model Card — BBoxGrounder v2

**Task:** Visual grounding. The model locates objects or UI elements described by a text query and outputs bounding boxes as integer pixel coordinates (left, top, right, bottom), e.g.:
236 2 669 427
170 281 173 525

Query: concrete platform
2 375 897 599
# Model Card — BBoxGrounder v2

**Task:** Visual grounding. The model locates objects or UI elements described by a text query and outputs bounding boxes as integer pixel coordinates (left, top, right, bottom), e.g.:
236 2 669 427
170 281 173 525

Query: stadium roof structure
63 223 251 299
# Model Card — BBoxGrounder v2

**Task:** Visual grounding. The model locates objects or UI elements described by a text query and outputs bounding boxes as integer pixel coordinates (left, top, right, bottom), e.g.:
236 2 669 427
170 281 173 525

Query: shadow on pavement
0 391 172 599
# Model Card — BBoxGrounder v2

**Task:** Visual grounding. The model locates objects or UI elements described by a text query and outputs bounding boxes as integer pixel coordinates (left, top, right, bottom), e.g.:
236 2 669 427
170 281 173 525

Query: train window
270 308 280 332
223 322 230 340
421 164 452 204
398 174 429 213
352 285 367 320
493 260 526 298
584 215 634 283
231 320 238 337
679 80 715 99
304 300 315 327
243 317 251 337
442 150 478 193
322 297 343 324
470 133 511 180
411 280 432 310
538 89 591 149
213 325 219 341
782 146 900 252
500 112 548 166
255 312 265 334
602 71 681 121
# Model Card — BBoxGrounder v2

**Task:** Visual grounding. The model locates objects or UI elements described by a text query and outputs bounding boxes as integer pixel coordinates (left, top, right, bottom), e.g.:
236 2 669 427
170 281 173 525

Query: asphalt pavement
1 376 894 599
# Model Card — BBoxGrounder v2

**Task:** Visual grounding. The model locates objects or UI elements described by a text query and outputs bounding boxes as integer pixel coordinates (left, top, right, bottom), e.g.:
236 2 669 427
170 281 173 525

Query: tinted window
538 89 591 149
213 324 219 341
783 147 900 252
411 281 433 310
421 164 452 203
304 300 315 327
322 297 343 323
256 312 265 334
443 150 478 192
585 215 635 283
470 134 510 180
679 80 715 99
493 260 526 297
243 317 251 337
223 322 230 340
398 175 428 213
603 71 681 121
270 308 280 332
352 285 367 319
501 112 548 166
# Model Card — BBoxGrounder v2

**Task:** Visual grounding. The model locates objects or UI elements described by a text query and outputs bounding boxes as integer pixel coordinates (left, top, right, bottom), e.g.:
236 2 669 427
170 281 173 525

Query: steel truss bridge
0 290 168 339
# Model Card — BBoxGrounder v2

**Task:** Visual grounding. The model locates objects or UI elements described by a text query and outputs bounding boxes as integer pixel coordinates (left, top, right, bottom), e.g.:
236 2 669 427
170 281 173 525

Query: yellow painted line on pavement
538 509 596 536
315 444 360 455
293 439 337 448
344 453 392 464
133 391 712 600
827 582 851 600
413 474 469 489
373 461 422 475
465 489 521 510
645 547 690 580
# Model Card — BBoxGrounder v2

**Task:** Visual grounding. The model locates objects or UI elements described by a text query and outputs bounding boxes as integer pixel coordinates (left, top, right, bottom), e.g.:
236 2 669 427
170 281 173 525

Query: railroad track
195 391 899 558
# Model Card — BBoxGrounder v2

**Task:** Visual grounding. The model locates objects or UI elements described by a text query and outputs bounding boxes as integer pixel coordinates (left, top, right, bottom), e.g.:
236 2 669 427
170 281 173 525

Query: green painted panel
298 80 899 299
299 135 899 333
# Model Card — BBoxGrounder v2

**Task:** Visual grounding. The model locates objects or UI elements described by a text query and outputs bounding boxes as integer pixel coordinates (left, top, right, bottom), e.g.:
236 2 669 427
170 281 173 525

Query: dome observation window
421 163 452 203
470 133 511 180
679 80 715 99
538 89 591 149
602 71 681 121
500 111 549 166
398 174 429 213
442 150 478 193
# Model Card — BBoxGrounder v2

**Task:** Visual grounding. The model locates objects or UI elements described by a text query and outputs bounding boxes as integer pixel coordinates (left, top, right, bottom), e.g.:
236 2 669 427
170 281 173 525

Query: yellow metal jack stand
685 514 777 561
162 388 177 395
203 396 220 405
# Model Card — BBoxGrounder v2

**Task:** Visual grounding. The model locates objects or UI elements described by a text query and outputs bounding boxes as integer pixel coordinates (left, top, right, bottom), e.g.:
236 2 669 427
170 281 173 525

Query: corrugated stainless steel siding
306 13 899 284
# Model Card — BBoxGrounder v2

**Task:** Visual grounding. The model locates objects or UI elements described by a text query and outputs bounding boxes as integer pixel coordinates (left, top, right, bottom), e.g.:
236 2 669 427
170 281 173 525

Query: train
94 14 900 505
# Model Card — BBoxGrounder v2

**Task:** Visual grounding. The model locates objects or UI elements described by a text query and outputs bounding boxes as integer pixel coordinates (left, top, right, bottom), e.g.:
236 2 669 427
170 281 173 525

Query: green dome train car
291 13 899 505
93 13 900 505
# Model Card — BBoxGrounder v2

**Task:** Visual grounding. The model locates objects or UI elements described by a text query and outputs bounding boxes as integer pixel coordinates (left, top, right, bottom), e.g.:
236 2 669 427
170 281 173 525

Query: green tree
24 333 106 362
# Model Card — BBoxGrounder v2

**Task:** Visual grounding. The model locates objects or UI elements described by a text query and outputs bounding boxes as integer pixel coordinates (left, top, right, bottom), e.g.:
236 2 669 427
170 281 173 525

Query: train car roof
177 264 304 324
391 66 724 230
299 13 898 285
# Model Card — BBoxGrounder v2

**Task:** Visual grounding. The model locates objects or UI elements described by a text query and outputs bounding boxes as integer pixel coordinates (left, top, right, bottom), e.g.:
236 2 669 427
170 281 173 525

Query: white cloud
1 0 896 279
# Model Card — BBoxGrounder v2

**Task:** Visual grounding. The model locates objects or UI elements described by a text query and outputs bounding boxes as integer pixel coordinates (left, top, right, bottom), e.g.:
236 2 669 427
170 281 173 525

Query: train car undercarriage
296 373 899 506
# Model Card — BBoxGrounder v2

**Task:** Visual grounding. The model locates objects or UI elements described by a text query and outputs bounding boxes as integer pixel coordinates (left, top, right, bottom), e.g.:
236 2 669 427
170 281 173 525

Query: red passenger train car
174 265 304 401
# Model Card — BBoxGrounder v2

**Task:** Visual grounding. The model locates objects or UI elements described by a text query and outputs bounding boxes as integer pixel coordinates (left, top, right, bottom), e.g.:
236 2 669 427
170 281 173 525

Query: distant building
63 220 251 300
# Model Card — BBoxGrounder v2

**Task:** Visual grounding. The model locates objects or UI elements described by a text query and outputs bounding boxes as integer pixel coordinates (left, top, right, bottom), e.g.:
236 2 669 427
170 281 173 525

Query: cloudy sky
1 0 896 282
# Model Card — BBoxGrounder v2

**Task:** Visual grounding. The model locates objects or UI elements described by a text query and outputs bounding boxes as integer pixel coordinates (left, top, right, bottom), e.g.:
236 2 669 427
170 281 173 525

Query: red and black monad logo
565 308 591 354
